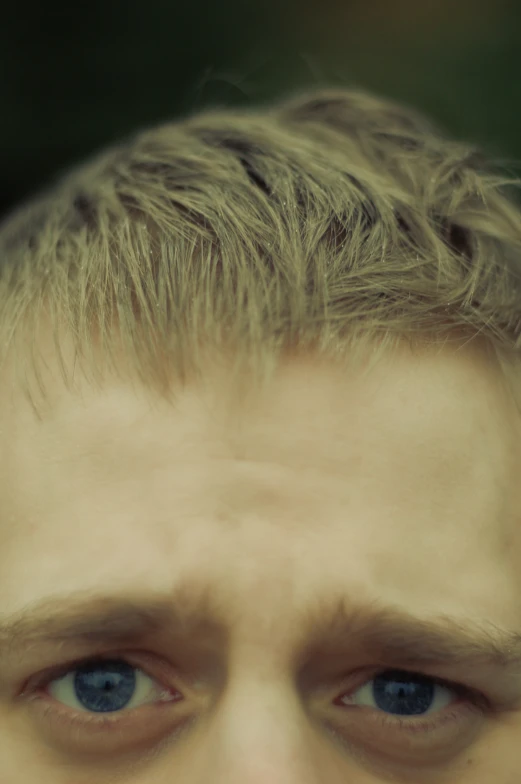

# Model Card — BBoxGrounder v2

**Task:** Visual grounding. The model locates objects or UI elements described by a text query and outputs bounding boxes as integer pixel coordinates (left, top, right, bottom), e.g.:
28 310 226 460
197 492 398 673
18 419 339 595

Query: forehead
0 338 517 518
0 328 507 417
0 336 516 472
0 337 520 638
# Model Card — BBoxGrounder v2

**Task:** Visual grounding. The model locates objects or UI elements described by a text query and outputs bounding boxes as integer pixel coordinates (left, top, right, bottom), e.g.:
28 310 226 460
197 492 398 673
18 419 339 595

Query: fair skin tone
1 333 521 783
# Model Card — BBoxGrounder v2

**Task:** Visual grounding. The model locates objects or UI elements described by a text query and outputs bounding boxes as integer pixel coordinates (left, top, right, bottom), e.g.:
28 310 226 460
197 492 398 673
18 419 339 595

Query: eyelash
24 653 183 737
25 655 487 739
336 671 486 738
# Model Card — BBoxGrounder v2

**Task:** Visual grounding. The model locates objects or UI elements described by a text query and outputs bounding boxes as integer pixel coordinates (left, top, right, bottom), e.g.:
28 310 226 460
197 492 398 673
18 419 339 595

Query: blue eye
71 660 136 713
348 669 452 717
33 659 486 753
47 658 166 714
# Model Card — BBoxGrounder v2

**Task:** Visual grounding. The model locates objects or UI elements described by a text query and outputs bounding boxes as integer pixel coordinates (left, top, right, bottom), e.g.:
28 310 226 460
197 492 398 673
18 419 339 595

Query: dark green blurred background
2 0 521 219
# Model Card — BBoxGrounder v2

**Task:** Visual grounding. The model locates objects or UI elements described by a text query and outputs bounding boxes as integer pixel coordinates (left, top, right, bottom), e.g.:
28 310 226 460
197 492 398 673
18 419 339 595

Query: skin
1 334 521 782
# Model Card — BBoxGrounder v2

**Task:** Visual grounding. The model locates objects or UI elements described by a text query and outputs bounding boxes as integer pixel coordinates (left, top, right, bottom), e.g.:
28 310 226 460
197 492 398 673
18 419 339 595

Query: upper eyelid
35 655 475 699
23 652 156 695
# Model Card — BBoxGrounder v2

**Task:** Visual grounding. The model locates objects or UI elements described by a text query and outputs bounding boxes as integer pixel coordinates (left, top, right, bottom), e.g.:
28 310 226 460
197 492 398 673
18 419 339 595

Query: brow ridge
2 589 521 674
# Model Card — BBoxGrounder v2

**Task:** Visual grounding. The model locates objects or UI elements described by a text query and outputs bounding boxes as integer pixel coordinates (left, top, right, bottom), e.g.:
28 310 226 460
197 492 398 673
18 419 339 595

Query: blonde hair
2 86 521 417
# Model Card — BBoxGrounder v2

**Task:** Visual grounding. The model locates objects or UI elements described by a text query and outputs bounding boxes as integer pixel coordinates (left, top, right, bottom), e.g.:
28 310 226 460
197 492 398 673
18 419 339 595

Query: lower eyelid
24 662 187 739
26 661 485 731
26 693 194 760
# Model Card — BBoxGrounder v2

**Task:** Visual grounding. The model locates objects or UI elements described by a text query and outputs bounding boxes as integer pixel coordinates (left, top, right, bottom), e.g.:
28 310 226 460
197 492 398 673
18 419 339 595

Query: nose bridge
187 674 329 784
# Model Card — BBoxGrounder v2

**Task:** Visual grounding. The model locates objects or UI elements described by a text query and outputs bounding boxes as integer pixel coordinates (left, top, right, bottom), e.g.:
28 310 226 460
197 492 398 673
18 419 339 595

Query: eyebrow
1 587 521 675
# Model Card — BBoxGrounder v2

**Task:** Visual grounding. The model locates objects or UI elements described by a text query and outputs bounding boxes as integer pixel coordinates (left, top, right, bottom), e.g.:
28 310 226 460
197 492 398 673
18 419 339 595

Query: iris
73 660 136 713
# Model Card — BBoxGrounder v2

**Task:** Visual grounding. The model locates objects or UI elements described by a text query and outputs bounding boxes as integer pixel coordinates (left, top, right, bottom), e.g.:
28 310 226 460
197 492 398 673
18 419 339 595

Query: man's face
1 339 521 783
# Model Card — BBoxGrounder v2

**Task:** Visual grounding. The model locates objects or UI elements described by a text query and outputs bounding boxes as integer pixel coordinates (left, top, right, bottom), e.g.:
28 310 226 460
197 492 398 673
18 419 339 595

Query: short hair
1 86 521 417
